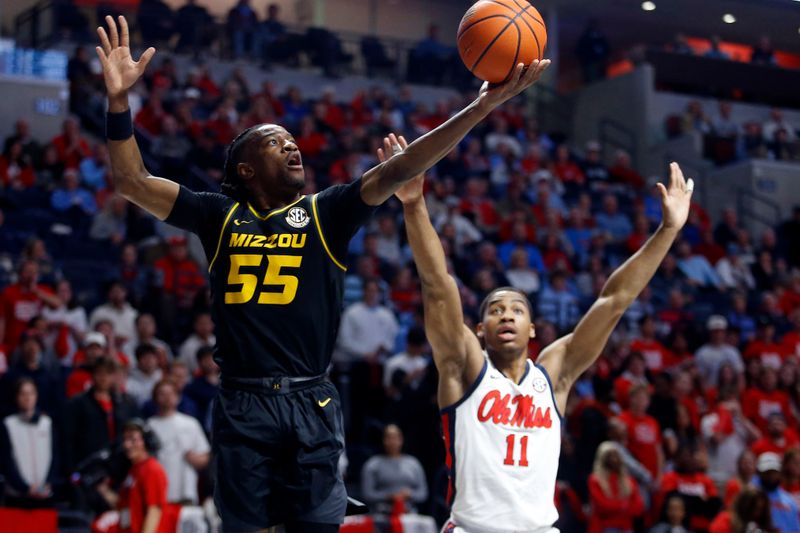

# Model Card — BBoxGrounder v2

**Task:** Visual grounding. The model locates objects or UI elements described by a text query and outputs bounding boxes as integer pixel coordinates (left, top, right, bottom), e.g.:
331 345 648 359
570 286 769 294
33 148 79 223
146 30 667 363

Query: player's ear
476 322 484 338
529 322 536 340
237 162 255 181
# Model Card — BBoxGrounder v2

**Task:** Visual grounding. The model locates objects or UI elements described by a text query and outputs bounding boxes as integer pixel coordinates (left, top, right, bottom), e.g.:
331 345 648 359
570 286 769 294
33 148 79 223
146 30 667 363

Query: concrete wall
571 64 654 167
704 160 800 234
0 74 68 142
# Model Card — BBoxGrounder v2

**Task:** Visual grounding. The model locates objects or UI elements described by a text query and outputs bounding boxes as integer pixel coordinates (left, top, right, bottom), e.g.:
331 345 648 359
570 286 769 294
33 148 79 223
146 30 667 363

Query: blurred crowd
666 100 799 166
3 37 800 533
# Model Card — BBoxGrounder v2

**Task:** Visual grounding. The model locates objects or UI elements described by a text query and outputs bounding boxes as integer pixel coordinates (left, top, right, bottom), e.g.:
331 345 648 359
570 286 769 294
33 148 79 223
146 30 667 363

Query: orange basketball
457 0 547 83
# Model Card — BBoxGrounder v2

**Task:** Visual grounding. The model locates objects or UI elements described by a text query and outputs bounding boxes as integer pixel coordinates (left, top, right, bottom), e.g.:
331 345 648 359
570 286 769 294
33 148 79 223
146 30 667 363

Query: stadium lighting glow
641 1 656 11
723 13 736 24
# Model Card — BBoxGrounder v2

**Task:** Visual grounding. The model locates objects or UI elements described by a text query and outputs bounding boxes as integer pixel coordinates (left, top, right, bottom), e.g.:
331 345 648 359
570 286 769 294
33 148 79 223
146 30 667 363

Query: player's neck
248 189 301 212
488 351 528 383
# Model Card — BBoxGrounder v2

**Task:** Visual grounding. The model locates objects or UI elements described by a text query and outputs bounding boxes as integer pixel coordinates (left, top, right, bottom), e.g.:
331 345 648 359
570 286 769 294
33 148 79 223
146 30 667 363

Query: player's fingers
656 182 668 200
686 178 695 196
383 137 393 156
137 47 156 72
95 46 109 69
388 132 399 148
524 60 540 83
106 15 119 49
97 27 112 56
670 162 684 191
118 16 129 48
377 147 386 163
398 135 408 149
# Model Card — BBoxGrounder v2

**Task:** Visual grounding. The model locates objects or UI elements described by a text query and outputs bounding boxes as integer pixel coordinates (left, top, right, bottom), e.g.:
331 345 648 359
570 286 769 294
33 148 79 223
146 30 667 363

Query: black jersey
166 179 374 377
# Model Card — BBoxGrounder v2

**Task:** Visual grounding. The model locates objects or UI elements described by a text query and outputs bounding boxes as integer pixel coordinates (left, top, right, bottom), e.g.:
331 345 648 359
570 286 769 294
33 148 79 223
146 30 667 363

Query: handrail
736 185 782 230
14 0 55 49
599 117 637 164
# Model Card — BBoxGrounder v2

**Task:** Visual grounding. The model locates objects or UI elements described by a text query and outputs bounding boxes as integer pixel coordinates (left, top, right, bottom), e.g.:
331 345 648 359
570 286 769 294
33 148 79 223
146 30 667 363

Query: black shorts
212 379 347 531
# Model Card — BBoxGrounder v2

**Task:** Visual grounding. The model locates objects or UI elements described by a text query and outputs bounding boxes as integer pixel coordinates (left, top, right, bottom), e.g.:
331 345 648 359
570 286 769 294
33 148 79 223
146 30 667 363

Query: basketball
457 0 548 83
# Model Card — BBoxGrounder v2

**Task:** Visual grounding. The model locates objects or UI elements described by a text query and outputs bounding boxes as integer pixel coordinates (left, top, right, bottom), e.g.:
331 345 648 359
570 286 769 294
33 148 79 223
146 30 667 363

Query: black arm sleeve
314 178 377 263
165 186 237 258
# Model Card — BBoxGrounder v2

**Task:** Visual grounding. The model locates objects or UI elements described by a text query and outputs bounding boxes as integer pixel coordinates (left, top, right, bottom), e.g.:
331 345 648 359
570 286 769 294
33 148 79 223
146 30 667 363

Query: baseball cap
706 315 728 331
85 332 107 348
757 452 782 473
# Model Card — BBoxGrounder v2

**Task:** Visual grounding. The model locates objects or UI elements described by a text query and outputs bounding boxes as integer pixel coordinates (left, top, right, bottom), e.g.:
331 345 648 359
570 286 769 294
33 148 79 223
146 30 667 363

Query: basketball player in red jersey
382 137 694 532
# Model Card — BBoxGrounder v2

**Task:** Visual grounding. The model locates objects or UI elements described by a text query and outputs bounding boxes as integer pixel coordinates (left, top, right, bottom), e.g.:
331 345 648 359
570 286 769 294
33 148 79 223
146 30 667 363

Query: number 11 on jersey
504 434 529 467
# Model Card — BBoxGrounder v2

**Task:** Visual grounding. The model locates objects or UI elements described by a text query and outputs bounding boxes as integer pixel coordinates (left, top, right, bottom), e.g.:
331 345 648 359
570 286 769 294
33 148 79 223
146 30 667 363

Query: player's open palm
480 59 550 109
377 134 425 205
96 15 155 98
658 162 694 230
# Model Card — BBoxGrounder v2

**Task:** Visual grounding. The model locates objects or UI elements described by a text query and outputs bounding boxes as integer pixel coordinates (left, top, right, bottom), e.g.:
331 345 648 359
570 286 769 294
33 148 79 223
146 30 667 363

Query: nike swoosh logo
234 219 253 226
318 398 332 408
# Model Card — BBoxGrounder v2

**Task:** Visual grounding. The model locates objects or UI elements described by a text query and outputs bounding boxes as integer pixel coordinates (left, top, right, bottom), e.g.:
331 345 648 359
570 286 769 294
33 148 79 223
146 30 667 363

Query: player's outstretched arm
539 163 694 410
96 15 178 220
360 60 550 206
380 138 482 406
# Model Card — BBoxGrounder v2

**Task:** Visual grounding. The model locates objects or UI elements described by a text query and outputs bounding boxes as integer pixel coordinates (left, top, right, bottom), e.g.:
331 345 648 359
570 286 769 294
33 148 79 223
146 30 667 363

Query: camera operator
96 419 168 533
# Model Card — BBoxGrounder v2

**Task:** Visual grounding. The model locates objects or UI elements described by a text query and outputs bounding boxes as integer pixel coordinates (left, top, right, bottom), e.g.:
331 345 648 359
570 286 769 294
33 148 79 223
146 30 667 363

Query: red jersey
782 332 800 359
751 429 800 457
742 388 794 431
630 338 677 373
724 478 746 508
51 134 91 169
744 340 788 369
153 257 206 309
619 410 662 478
117 457 169 533
0 283 54 350
656 471 718 531
709 511 732 533
587 473 644 533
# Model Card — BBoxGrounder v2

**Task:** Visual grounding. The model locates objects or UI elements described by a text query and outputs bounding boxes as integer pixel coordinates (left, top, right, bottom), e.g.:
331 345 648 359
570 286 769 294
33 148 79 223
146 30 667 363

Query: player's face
478 291 535 355
247 125 305 193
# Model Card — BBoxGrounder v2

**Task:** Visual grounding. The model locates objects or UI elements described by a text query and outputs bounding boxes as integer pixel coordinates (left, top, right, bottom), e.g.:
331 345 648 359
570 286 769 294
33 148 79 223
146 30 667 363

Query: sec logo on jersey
286 207 310 228
533 378 547 393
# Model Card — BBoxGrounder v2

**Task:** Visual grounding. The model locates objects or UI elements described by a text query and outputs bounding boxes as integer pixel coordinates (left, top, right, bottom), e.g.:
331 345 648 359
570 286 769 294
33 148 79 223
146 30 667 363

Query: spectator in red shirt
587 441 644 533
551 144 585 185
154 236 206 312
654 445 721 531
751 412 800 457
50 116 91 169
780 309 800 359
459 178 499 233
743 368 795 432
0 260 61 351
66 332 108 398
630 315 676 374
134 94 167 136
779 273 800 316
619 383 663 480
744 317 788 371
709 487 774 533
97 419 169 533
694 228 726 266
613 352 649 409
609 149 645 189
625 214 650 255
724 450 757 508
0 140 37 189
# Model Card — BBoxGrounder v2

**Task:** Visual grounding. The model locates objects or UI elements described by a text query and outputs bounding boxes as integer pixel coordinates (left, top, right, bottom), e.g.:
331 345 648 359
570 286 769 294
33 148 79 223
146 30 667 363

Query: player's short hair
478 287 532 321
221 125 263 203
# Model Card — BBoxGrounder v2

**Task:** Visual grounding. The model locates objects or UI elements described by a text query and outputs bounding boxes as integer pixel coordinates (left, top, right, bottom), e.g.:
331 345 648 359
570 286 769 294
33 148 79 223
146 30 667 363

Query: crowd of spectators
666 100 800 166
3 42 800 533
667 34 784 68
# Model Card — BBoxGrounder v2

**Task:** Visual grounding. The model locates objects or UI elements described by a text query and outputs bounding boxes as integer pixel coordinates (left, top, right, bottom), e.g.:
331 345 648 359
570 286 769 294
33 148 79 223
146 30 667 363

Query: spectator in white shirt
177 313 216 374
374 215 403 267
695 315 745 387
123 313 173 363
716 244 756 290
126 344 163 407
763 108 796 143
383 327 430 400
335 279 398 364
0 378 55 505
89 281 138 348
148 379 210 504
42 279 88 365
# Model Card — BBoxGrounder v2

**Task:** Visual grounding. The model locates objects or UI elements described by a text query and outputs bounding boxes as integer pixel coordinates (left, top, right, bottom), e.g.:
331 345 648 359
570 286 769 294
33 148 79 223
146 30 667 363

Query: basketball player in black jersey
95 15 549 532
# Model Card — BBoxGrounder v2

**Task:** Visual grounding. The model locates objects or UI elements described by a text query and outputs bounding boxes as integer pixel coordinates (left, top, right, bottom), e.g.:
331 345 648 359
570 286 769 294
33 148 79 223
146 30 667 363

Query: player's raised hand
478 59 550 110
377 134 424 205
657 162 694 230
96 15 155 98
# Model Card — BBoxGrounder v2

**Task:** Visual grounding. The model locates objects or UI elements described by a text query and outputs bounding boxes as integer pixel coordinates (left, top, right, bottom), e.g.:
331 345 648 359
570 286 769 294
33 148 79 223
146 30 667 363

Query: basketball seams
469 3 535 74
457 14 514 40
510 0 546 28
481 0 519 16
509 0 544 60
504 22 522 83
